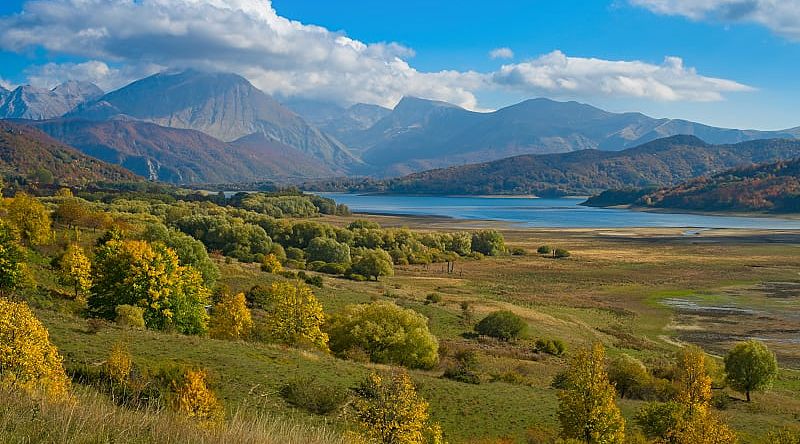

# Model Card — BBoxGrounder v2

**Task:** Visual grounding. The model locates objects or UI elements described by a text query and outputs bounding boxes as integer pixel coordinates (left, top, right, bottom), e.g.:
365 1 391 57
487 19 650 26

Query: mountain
587 157 800 213
350 97 800 176
317 136 800 196
32 119 337 183
68 70 361 169
283 98 390 147
0 81 103 120
0 120 138 186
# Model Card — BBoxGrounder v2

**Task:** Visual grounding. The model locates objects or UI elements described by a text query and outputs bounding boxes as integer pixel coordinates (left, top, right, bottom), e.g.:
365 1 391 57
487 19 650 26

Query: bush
442 349 480 384
115 305 145 329
317 263 348 275
279 377 348 415
471 230 506 256
511 247 526 256
634 401 683 440
304 275 324 287
553 248 571 258
348 273 368 282
607 354 650 399
534 338 566 356
327 301 439 369
305 237 351 264
475 311 527 341
536 245 552 255
425 293 443 304
260 254 283 273
286 247 305 260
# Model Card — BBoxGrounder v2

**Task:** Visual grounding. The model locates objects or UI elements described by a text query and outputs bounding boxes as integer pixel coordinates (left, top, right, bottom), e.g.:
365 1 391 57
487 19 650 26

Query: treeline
585 157 800 213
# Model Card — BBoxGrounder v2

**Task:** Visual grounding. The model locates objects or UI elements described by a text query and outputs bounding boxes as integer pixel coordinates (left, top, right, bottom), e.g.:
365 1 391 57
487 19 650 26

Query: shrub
425 293 443 304
511 247 527 256
471 230 506 256
209 293 253 341
316 262 348 275
537 245 552 255
172 369 223 425
634 401 683 440
0 298 70 399
553 248 571 258
279 377 348 415
254 282 328 349
534 338 566 356
443 349 480 385
260 254 283 274
327 301 439 369
105 342 133 385
286 247 305 260
475 311 527 341
304 275 324 287
607 354 650 399
115 305 145 329
348 273 368 282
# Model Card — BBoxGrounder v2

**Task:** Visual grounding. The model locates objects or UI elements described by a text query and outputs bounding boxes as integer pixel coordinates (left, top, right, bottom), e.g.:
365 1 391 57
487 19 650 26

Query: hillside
311 136 800 196
612 157 800 212
0 120 139 186
32 119 337 183
67 70 361 169
347 97 800 176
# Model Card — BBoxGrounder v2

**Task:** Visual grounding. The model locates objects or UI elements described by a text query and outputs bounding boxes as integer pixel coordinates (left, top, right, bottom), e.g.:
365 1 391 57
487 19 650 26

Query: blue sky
0 0 799 129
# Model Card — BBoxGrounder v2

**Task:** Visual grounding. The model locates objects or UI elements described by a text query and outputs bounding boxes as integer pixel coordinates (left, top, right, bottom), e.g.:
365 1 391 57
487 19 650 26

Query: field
29 212 800 443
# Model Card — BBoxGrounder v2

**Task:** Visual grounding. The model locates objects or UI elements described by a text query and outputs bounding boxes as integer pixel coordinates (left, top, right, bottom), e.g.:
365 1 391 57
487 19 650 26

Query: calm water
317 193 800 229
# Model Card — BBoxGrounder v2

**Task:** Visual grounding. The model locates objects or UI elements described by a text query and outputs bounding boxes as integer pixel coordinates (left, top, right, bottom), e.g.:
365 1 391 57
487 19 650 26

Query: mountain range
3 69 800 188
303 136 800 196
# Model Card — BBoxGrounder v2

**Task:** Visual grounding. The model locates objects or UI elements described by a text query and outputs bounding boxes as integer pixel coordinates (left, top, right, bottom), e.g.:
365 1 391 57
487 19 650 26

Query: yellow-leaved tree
350 371 445 444
209 292 253 340
59 243 92 300
173 369 223 425
0 220 24 297
556 342 625 444
105 341 133 385
0 298 70 399
670 346 737 444
257 281 328 350
5 192 53 246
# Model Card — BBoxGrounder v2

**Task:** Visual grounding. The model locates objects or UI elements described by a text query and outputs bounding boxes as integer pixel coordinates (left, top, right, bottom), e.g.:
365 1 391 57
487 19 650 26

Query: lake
316 193 800 229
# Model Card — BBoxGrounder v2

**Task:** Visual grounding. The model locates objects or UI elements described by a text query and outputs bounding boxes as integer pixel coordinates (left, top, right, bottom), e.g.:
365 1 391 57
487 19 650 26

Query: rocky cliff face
0 81 103 120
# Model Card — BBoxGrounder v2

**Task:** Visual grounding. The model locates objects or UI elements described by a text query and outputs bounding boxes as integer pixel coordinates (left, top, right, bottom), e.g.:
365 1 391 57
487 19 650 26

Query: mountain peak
395 96 462 111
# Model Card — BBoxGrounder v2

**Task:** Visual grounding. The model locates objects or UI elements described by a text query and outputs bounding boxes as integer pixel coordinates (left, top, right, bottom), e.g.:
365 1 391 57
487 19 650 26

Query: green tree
0 221 24 296
6 192 53 246
556 343 625 444
470 230 506 256
607 354 650 399
724 339 778 402
351 249 394 281
305 236 351 264
59 243 92 300
256 281 328 349
474 311 527 341
90 239 210 334
327 301 439 369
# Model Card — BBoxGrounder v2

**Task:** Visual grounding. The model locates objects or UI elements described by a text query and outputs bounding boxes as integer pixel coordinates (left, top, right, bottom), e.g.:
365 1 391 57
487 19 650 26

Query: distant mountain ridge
305 136 800 196
31 119 337 183
67 70 361 170
339 97 800 176
0 120 139 186
0 81 103 120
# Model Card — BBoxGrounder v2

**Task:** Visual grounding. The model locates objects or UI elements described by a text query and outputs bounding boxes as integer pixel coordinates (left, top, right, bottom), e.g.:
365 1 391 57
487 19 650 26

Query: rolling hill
31 119 337 183
0 120 139 187
308 136 800 196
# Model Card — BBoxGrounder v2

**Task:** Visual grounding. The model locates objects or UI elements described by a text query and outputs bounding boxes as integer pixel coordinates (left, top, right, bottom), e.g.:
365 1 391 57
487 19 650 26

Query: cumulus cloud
0 0 754 107
489 47 514 59
631 0 800 40
492 50 754 101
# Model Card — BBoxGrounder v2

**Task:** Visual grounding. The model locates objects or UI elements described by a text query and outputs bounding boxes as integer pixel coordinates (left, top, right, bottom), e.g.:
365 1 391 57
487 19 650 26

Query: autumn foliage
172 369 223 425
0 298 70 399
209 292 253 341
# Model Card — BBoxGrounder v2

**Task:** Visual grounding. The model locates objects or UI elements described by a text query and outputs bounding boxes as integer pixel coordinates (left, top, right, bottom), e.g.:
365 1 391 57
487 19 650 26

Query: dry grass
0 388 349 444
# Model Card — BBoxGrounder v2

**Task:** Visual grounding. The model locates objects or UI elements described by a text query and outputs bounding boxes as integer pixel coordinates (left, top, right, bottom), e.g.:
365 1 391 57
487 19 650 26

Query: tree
474 311 527 341
350 371 444 444
59 243 92 300
675 346 712 416
470 230 506 256
327 301 438 369
260 253 283 273
0 221 24 296
607 354 650 399
5 192 52 246
90 240 211 335
351 249 394 281
256 281 328 349
173 369 223 425
105 342 132 384
556 343 625 444
724 339 778 402
209 292 253 341
0 298 70 399
305 236 351 264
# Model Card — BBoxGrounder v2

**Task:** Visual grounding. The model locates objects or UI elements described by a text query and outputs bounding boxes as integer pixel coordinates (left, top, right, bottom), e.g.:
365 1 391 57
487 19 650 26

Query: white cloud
0 77 16 91
492 50 754 101
0 0 754 108
631 0 800 40
489 47 514 59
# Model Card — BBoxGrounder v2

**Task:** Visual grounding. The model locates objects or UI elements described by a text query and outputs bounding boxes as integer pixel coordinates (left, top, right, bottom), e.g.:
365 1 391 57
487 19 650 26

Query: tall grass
0 388 349 444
